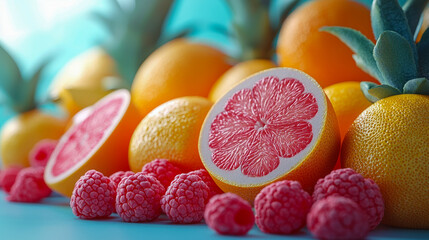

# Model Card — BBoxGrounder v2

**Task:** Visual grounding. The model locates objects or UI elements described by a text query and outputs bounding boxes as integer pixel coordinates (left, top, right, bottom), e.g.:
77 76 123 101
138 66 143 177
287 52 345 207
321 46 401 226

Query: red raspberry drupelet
254 180 312 234
70 170 116 219
307 196 371 240
0 166 23 193
7 167 51 202
204 193 254 235
115 173 165 222
313 168 384 229
188 169 223 198
141 159 182 189
161 173 209 224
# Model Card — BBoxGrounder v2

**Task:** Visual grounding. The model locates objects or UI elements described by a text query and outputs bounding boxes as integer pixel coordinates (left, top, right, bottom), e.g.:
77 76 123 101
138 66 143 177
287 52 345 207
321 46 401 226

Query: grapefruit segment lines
209 76 318 177
199 68 340 203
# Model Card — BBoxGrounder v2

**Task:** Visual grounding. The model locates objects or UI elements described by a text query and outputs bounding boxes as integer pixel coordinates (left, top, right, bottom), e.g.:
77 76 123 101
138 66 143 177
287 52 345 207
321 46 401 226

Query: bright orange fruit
209 59 277 102
131 39 232 116
324 81 372 140
277 0 376 88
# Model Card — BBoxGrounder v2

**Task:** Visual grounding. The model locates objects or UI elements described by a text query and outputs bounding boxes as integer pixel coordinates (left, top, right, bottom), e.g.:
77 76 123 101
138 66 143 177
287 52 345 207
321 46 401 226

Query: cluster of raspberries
70 159 223 224
70 158 384 239
0 139 57 202
205 168 384 238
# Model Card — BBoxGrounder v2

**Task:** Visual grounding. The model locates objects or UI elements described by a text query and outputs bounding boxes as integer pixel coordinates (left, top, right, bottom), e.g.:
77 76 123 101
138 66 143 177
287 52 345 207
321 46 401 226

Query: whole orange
1 110 67 168
277 0 376 88
324 81 371 140
341 94 429 229
131 39 232 116
129 96 213 172
208 59 277 102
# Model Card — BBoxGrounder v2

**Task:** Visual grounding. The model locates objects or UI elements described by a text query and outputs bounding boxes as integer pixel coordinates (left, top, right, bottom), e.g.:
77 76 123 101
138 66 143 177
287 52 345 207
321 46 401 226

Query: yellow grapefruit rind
341 94 429 229
199 68 340 203
44 90 141 197
128 97 213 173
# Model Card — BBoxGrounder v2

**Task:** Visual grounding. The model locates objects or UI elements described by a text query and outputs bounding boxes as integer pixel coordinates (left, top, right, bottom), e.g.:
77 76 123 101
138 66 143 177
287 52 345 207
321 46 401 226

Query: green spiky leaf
371 0 418 64
361 82 381 102
0 44 23 99
11 57 50 113
402 0 429 39
227 0 275 60
418 29 429 78
368 84 401 100
361 82 401 102
374 31 418 90
403 77 429 94
321 26 382 81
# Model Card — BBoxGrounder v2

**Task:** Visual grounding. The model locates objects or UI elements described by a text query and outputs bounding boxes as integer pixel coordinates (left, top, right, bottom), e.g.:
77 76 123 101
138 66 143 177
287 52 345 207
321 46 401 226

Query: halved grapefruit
44 89 141 197
199 68 340 203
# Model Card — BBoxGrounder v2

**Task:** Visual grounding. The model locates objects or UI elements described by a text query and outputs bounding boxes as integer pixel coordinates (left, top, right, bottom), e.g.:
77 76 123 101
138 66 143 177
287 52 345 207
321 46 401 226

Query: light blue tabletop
1 191 428 240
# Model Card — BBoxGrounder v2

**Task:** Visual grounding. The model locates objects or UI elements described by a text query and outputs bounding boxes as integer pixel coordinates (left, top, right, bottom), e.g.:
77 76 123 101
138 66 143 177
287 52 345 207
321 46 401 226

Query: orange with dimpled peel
199 68 340 203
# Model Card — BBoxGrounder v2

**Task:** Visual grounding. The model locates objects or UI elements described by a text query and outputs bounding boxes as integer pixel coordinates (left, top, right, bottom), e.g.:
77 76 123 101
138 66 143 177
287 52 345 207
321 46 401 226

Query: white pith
44 89 130 183
199 68 327 186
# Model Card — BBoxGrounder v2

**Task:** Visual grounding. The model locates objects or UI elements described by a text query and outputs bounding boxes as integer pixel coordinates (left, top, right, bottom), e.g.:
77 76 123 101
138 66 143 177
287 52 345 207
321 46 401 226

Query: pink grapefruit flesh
52 98 122 177
199 68 340 203
44 89 141 197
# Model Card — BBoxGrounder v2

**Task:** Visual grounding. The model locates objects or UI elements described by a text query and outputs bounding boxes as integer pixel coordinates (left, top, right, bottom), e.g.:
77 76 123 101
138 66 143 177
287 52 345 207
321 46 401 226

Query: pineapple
323 0 429 228
50 0 173 116
226 0 299 61
322 0 429 101
0 45 67 168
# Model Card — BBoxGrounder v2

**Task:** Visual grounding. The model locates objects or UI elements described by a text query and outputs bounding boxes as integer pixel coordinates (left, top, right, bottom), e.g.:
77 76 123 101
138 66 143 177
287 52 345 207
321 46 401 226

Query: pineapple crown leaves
321 0 429 103
226 0 299 61
0 44 49 113
91 0 174 83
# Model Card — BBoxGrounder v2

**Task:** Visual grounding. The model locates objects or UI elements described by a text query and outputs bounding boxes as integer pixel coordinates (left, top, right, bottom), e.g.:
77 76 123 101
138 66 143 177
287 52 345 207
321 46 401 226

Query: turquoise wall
0 0 405 127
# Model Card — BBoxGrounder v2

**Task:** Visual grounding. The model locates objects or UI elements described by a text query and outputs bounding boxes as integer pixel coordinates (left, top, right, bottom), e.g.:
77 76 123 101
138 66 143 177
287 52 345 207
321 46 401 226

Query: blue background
0 0 381 127
1 1 427 239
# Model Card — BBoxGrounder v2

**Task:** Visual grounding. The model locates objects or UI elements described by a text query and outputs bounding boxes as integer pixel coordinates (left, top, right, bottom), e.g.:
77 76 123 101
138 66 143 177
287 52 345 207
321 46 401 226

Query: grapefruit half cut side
44 89 141 197
199 68 340 203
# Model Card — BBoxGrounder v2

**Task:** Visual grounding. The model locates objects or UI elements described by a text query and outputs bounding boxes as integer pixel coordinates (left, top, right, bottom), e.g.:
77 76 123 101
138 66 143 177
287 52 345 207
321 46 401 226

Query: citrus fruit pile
1 0 429 237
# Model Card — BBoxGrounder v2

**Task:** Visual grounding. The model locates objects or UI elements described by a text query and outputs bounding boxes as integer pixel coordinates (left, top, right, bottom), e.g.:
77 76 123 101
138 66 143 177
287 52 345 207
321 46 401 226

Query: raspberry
109 171 134 188
29 139 57 168
313 168 384 229
0 166 23 193
161 173 209 224
7 167 52 202
204 193 254 235
254 180 312 234
70 170 116 219
188 169 223 198
141 159 182 189
116 173 165 222
307 196 371 240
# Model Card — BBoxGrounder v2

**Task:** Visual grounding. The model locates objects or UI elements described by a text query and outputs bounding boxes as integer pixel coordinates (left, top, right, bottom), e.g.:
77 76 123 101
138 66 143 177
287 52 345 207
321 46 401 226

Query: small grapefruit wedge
44 89 141 197
199 68 340 203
